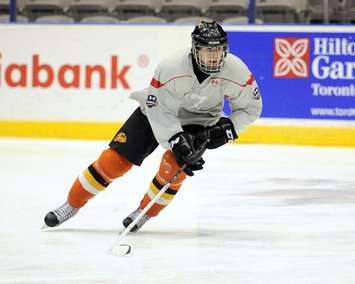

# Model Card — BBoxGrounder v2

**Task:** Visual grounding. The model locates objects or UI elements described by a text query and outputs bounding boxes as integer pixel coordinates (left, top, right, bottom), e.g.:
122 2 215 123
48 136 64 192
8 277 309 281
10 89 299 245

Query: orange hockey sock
139 150 187 217
68 148 133 208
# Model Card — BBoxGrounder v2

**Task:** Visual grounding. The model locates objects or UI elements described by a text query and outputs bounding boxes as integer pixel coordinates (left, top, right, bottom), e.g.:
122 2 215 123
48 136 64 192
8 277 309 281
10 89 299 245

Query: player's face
198 46 225 68
192 43 228 74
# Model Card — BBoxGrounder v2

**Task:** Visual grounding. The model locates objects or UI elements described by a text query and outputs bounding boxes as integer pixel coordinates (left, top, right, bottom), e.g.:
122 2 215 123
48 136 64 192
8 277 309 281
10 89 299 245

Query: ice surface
1 138 355 284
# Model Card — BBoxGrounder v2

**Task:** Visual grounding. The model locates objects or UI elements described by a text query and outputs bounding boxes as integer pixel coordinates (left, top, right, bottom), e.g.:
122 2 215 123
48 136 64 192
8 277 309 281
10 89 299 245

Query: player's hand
184 157 205 176
169 132 206 176
206 117 238 149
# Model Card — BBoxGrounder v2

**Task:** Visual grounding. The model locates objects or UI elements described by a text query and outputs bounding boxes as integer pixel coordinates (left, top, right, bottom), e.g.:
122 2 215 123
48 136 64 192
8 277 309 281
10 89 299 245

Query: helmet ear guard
191 21 229 74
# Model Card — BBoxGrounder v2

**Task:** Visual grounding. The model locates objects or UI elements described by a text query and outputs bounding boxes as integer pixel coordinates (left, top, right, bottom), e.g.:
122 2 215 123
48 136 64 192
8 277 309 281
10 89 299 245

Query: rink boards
0 24 354 146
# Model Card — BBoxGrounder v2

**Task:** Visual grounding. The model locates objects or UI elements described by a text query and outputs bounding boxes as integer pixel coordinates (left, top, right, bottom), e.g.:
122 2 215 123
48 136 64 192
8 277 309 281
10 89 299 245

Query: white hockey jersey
130 49 262 149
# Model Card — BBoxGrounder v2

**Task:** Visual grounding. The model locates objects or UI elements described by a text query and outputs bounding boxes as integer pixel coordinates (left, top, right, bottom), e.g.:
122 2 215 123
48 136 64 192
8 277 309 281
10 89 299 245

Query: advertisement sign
227 30 355 120
0 25 354 123
0 25 191 121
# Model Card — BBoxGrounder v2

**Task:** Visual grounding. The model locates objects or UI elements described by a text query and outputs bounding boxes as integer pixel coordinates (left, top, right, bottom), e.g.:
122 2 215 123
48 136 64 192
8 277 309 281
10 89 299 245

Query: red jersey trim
211 74 255 87
150 75 192 89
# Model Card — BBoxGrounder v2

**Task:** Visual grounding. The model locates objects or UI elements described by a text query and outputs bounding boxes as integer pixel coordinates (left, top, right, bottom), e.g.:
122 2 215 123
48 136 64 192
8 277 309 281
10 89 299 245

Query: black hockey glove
184 158 205 177
206 117 238 149
169 131 206 176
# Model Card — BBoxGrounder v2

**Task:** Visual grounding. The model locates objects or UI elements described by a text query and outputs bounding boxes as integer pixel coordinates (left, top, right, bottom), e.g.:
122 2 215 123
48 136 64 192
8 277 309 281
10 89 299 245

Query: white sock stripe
147 189 170 206
78 173 100 195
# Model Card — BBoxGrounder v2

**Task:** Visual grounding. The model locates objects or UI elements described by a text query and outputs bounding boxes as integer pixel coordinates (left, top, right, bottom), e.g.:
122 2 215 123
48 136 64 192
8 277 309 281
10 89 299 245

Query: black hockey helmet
191 21 228 74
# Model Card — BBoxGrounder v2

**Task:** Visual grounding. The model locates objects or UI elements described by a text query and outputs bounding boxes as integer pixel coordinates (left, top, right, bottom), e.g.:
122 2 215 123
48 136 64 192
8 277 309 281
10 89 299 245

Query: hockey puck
110 244 132 256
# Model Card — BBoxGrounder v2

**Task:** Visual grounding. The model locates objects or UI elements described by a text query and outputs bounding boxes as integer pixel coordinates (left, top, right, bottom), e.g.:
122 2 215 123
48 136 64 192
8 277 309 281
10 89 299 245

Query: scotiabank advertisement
228 30 355 120
0 25 191 121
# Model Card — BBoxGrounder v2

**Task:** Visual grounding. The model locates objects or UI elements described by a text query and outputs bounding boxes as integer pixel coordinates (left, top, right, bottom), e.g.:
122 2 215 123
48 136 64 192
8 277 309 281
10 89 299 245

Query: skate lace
129 209 150 229
53 202 79 224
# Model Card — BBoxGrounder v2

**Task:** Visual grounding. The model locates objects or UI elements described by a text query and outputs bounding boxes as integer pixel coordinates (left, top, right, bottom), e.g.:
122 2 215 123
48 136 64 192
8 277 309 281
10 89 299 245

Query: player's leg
44 107 159 227
122 150 187 232
122 124 206 232
44 148 133 227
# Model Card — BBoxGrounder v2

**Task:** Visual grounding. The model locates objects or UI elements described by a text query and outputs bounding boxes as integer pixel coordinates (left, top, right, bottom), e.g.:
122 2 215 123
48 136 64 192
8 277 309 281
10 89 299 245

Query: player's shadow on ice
136 229 276 241
44 227 276 242
42 227 119 235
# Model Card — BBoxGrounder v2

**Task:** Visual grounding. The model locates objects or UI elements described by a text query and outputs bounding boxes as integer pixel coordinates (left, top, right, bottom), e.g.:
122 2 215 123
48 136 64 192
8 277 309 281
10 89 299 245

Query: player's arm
144 69 183 149
206 77 262 149
228 79 262 135
145 69 206 176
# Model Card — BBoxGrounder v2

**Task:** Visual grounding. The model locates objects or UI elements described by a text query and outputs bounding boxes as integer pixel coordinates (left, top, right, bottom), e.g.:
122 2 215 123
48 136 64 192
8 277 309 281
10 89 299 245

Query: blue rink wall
225 30 355 121
0 24 354 147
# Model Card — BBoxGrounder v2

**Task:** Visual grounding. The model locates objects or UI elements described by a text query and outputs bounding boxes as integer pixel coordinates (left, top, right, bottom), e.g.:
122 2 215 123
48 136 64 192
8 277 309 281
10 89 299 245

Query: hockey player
44 21 262 232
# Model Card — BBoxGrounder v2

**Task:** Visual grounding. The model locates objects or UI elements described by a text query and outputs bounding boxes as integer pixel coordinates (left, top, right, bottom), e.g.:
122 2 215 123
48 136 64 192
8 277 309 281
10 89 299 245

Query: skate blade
41 223 50 230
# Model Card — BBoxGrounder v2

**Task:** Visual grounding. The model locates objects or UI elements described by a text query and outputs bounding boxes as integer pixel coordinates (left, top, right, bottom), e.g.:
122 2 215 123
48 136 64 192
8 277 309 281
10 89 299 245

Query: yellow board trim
0 120 121 140
0 120 354 147
237 125 355 147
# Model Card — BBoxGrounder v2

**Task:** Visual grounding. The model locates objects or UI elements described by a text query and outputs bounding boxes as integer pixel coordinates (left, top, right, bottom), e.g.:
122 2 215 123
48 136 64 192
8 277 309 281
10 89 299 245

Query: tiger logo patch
114 132 127 143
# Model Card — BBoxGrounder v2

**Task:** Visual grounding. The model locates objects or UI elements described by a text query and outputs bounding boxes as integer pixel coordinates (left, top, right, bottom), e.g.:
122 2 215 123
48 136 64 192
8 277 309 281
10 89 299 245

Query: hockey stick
109 165 186 256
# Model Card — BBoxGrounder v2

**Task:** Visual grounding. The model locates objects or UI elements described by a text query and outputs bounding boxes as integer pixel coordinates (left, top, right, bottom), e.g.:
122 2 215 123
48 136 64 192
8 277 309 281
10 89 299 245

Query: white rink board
0 24 191 121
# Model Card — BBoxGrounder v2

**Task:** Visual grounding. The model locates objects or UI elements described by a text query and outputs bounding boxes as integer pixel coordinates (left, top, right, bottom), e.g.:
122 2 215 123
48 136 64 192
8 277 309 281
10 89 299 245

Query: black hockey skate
122 208 151 233
43 202 79 228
